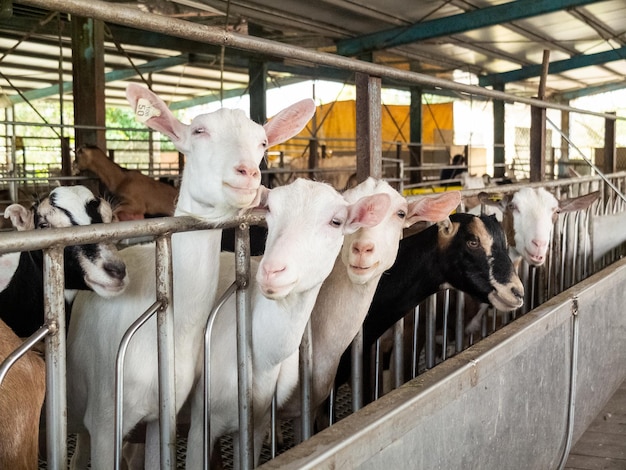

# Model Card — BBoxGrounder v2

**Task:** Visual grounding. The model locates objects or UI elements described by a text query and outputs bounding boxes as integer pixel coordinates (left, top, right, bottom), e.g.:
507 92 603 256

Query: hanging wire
546 115 626 204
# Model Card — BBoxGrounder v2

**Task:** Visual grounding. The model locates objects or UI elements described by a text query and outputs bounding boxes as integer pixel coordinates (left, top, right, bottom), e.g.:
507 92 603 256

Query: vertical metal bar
425 295 436 369
455 291 464 354
235 223 254 469
270 395 277 458
350 329 363 412
43 246 67 470
392 319 404 388
299 319 313 440
203 282 237 470
441 290 449 361
411 306 419 378
374 338 381 401
328 386 335 425
114 302 161 470
155 235 176 470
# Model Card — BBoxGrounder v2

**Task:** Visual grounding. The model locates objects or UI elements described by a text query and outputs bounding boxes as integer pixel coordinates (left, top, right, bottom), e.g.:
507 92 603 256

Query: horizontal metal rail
21 0 625 121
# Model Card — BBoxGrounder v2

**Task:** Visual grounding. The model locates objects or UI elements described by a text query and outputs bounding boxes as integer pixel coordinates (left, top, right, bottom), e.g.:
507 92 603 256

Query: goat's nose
352 241 374 255
261 261 286 280
531 238 548 249
236 164 260 179
104 261 127 280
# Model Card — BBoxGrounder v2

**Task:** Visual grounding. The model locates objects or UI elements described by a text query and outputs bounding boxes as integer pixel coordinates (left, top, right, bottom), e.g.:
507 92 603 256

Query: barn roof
0 0 625 109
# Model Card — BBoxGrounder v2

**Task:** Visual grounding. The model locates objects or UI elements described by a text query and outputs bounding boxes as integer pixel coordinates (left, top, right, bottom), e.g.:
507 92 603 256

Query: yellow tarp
274 100 453 155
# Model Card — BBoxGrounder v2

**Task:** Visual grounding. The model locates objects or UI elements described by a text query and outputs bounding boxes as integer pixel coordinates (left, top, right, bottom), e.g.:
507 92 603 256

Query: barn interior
0 1 625 469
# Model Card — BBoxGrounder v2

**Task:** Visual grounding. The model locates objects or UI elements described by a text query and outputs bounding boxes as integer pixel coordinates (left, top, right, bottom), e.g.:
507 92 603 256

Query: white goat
464 187 599 334
477 187 600 268
276 179 462 434
66 84 315 469
185 178 392 469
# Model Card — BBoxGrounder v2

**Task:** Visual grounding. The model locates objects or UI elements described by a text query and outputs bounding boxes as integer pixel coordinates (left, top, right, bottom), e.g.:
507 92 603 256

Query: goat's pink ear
559 190 600 213
4 204 34 231
405 191 461 226
125 84 187 145
344 193 391 234
264 99 316 148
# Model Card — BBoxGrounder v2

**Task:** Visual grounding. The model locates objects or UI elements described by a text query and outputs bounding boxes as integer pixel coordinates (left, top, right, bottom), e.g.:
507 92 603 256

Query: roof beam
9 54 189 104
556 80 626 101
478 46 626 86
336 0 603 57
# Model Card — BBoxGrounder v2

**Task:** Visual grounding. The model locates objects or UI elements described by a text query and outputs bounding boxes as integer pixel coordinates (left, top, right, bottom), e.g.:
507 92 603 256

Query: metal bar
0 325 49 387
350 329 363 412
43 246 67 470
20 0 624 120
425 296 436 369
411 306 419 378
300 319 314 440
0 212 266 255
114 301 162 470
203 282 237 470
155 235 176 469
235 223 253 469
392 319 404 388
557 297 580 470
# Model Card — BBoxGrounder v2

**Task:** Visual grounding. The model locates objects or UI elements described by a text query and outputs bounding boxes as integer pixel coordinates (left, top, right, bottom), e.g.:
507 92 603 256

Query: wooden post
71 16 106 150
529 50 550 182
355 72 382 181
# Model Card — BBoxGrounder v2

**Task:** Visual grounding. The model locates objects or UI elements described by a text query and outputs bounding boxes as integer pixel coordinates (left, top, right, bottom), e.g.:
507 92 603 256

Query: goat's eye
262 139 268 148
467 237 480 249
397 210 406 219
38 222 49 229
330 217 343 228
192 127 206 135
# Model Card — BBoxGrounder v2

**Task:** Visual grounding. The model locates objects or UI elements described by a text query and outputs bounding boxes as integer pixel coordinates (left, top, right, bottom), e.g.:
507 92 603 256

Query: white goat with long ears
478 187 599 268
66 84 315 469
276 179 462 433
185 178 392 469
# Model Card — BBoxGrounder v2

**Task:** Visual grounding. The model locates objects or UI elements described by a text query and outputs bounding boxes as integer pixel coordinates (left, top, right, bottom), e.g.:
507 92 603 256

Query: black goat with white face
335 212 524 403
1 185 128 338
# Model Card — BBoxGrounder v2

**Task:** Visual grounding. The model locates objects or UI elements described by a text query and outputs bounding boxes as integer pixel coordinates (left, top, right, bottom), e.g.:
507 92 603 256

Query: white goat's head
254 178 391 300
480 187 600 267
341 178 461 285
4 185 129 296
125 84 316 221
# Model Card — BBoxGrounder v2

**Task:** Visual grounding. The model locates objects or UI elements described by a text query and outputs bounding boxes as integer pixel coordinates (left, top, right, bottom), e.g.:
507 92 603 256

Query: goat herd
0 84 603 469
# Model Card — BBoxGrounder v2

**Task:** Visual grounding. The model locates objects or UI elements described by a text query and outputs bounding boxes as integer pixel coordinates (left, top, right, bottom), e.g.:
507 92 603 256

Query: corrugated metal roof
0 0 625 108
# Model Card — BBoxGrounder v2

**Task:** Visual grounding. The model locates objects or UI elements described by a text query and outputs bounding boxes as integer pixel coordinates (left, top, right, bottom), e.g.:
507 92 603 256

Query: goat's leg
69 432 91 470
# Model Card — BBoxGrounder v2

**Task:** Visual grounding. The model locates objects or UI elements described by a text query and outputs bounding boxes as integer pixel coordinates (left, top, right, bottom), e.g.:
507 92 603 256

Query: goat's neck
312 257 378 371
252 284 323 370
83 154 127 192
364 227 442 347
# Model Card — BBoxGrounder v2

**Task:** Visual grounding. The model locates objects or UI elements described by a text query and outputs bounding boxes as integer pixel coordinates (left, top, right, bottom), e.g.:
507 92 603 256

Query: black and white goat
335 211 525 402
0 185 128 338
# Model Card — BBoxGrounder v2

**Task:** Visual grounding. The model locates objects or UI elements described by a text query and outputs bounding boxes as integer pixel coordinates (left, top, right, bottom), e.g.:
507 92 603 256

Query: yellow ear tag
488 194 503 203
135 97 161 123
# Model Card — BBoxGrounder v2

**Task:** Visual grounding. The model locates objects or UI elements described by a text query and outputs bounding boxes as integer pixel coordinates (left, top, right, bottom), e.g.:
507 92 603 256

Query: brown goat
74 145 178 221
0 319 45 469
